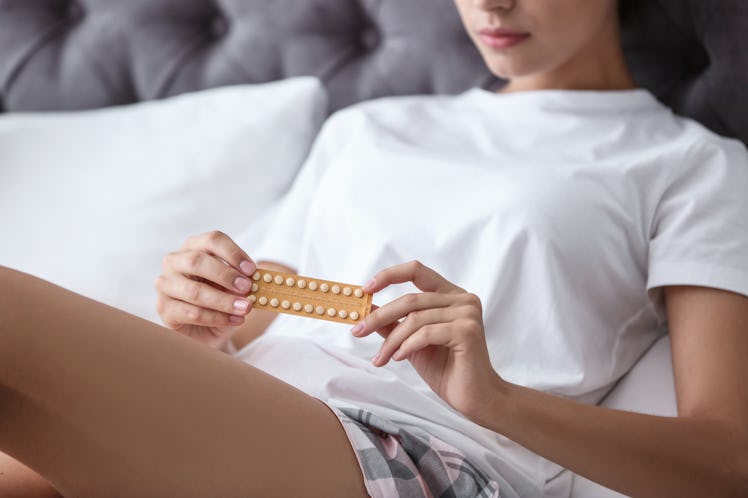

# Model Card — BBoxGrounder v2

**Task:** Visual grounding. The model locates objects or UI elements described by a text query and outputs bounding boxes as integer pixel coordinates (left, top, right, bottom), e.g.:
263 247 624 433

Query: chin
481 52 556 84
483 60 526 81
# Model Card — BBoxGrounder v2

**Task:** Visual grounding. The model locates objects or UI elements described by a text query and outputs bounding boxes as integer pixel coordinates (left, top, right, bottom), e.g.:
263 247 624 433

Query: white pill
263 273 273 283
252 272 261 281
293 302 302 311
320 283 330 293
258 296 268 306
274 275 284 285
316 305 325 315
327 308 337 317
251 283 259 292
286 277 295 287
350 312 360 321
297 280 307 289
331 285 341 295
338 310 348 319
308 281 318 291
304 304 314 313
354 289 363 298
281 300 290 309
343 287 352 296
270 298 279 308
248 295 256 303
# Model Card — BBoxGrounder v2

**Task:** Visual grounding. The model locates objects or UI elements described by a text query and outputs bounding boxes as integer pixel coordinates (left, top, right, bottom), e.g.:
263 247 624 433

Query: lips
478 27 530 49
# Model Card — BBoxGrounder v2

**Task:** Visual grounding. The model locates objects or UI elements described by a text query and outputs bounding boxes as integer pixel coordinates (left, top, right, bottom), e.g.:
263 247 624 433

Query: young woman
2 0 747 496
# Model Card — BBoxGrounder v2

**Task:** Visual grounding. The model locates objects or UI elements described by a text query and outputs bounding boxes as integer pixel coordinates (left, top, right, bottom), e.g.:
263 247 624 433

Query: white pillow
570 335 677 498
600 334 676 416
0 78 328 323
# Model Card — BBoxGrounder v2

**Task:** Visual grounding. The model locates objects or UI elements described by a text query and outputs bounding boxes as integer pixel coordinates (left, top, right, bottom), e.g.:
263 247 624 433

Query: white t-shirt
236 88 748 497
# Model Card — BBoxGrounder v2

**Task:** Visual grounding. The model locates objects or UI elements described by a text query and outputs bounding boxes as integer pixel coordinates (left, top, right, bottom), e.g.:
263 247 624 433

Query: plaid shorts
328 405 500 498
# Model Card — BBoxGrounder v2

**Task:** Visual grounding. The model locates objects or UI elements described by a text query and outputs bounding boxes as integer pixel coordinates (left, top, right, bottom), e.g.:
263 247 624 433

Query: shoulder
639 107 748 192
655 110 748 166
684 123 746 158
680 124 748 190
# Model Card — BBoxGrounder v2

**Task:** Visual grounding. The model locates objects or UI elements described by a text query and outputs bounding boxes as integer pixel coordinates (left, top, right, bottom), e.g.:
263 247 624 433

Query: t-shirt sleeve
647 137 748 318
240 110 352 272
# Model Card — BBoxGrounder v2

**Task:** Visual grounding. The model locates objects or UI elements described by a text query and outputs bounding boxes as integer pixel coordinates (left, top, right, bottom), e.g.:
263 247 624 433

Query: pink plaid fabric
328 405 500 498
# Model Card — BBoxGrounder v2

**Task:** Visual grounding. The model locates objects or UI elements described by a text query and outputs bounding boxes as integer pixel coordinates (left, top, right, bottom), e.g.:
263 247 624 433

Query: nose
473 0 515 12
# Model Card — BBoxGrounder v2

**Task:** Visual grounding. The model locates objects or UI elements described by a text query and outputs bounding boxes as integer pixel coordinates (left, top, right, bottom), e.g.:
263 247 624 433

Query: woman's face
454 0 621 84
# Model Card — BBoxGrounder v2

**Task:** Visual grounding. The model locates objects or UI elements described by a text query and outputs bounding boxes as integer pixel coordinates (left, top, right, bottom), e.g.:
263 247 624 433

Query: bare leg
0 451 61 498
0 267 369 498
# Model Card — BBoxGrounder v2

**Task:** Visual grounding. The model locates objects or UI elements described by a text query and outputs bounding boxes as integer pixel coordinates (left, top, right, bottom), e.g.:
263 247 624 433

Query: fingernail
234 299 250 312
240 260 256 276
372 352 381 365
234 277 251 293
392 349 402 361
350 322 365 336
363 279 375 291
229 315 244 324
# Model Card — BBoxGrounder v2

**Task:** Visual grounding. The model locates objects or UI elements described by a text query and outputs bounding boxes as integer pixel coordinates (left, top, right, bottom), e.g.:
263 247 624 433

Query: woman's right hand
155 231 256 349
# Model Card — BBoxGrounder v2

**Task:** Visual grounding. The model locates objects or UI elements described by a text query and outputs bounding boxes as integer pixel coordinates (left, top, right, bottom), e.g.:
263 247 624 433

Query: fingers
352 291 484 367
182 230 256 277
390 320 482 362
371 308 456 366
391 324 451 362
156 295 246 330
155 273 252 317
353 292 455 337
364 260 463 295
163 250 253 296
362 305 398 340
157 230 256 330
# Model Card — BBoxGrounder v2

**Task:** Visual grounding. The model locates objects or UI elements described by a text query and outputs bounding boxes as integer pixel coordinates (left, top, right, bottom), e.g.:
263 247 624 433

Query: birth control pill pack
247 269 373 324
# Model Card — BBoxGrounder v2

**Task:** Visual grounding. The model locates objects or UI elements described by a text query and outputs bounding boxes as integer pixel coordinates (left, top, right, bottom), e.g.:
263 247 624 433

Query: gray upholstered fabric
0 0 494 112
0 0 746 145
620 0 748 145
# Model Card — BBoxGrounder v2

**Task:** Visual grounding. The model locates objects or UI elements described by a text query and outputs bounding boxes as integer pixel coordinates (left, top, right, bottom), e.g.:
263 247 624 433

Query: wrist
468 373 515 433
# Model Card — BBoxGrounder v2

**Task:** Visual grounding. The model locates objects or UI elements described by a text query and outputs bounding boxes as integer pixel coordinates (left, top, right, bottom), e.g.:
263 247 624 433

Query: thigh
0 450 61 498
0 267 369 498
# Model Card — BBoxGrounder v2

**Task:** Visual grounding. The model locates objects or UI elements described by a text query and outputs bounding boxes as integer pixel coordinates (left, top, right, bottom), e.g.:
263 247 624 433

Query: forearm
475 379 747 497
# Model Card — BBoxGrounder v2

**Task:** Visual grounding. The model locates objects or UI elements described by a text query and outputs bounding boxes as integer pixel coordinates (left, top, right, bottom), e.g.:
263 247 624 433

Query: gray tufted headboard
0 0 746 145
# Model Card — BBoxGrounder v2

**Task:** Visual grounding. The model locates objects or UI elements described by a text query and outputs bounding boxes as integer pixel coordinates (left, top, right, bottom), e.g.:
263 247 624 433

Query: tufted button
210 16 229 38
360 27 380 50
66 1 84 21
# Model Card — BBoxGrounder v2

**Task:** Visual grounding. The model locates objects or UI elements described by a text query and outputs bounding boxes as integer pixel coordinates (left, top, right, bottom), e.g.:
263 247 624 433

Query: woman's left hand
351 260 502 420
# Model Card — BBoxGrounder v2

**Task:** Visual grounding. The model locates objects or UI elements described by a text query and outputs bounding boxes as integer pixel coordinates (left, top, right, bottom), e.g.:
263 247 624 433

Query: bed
1 0 746 496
